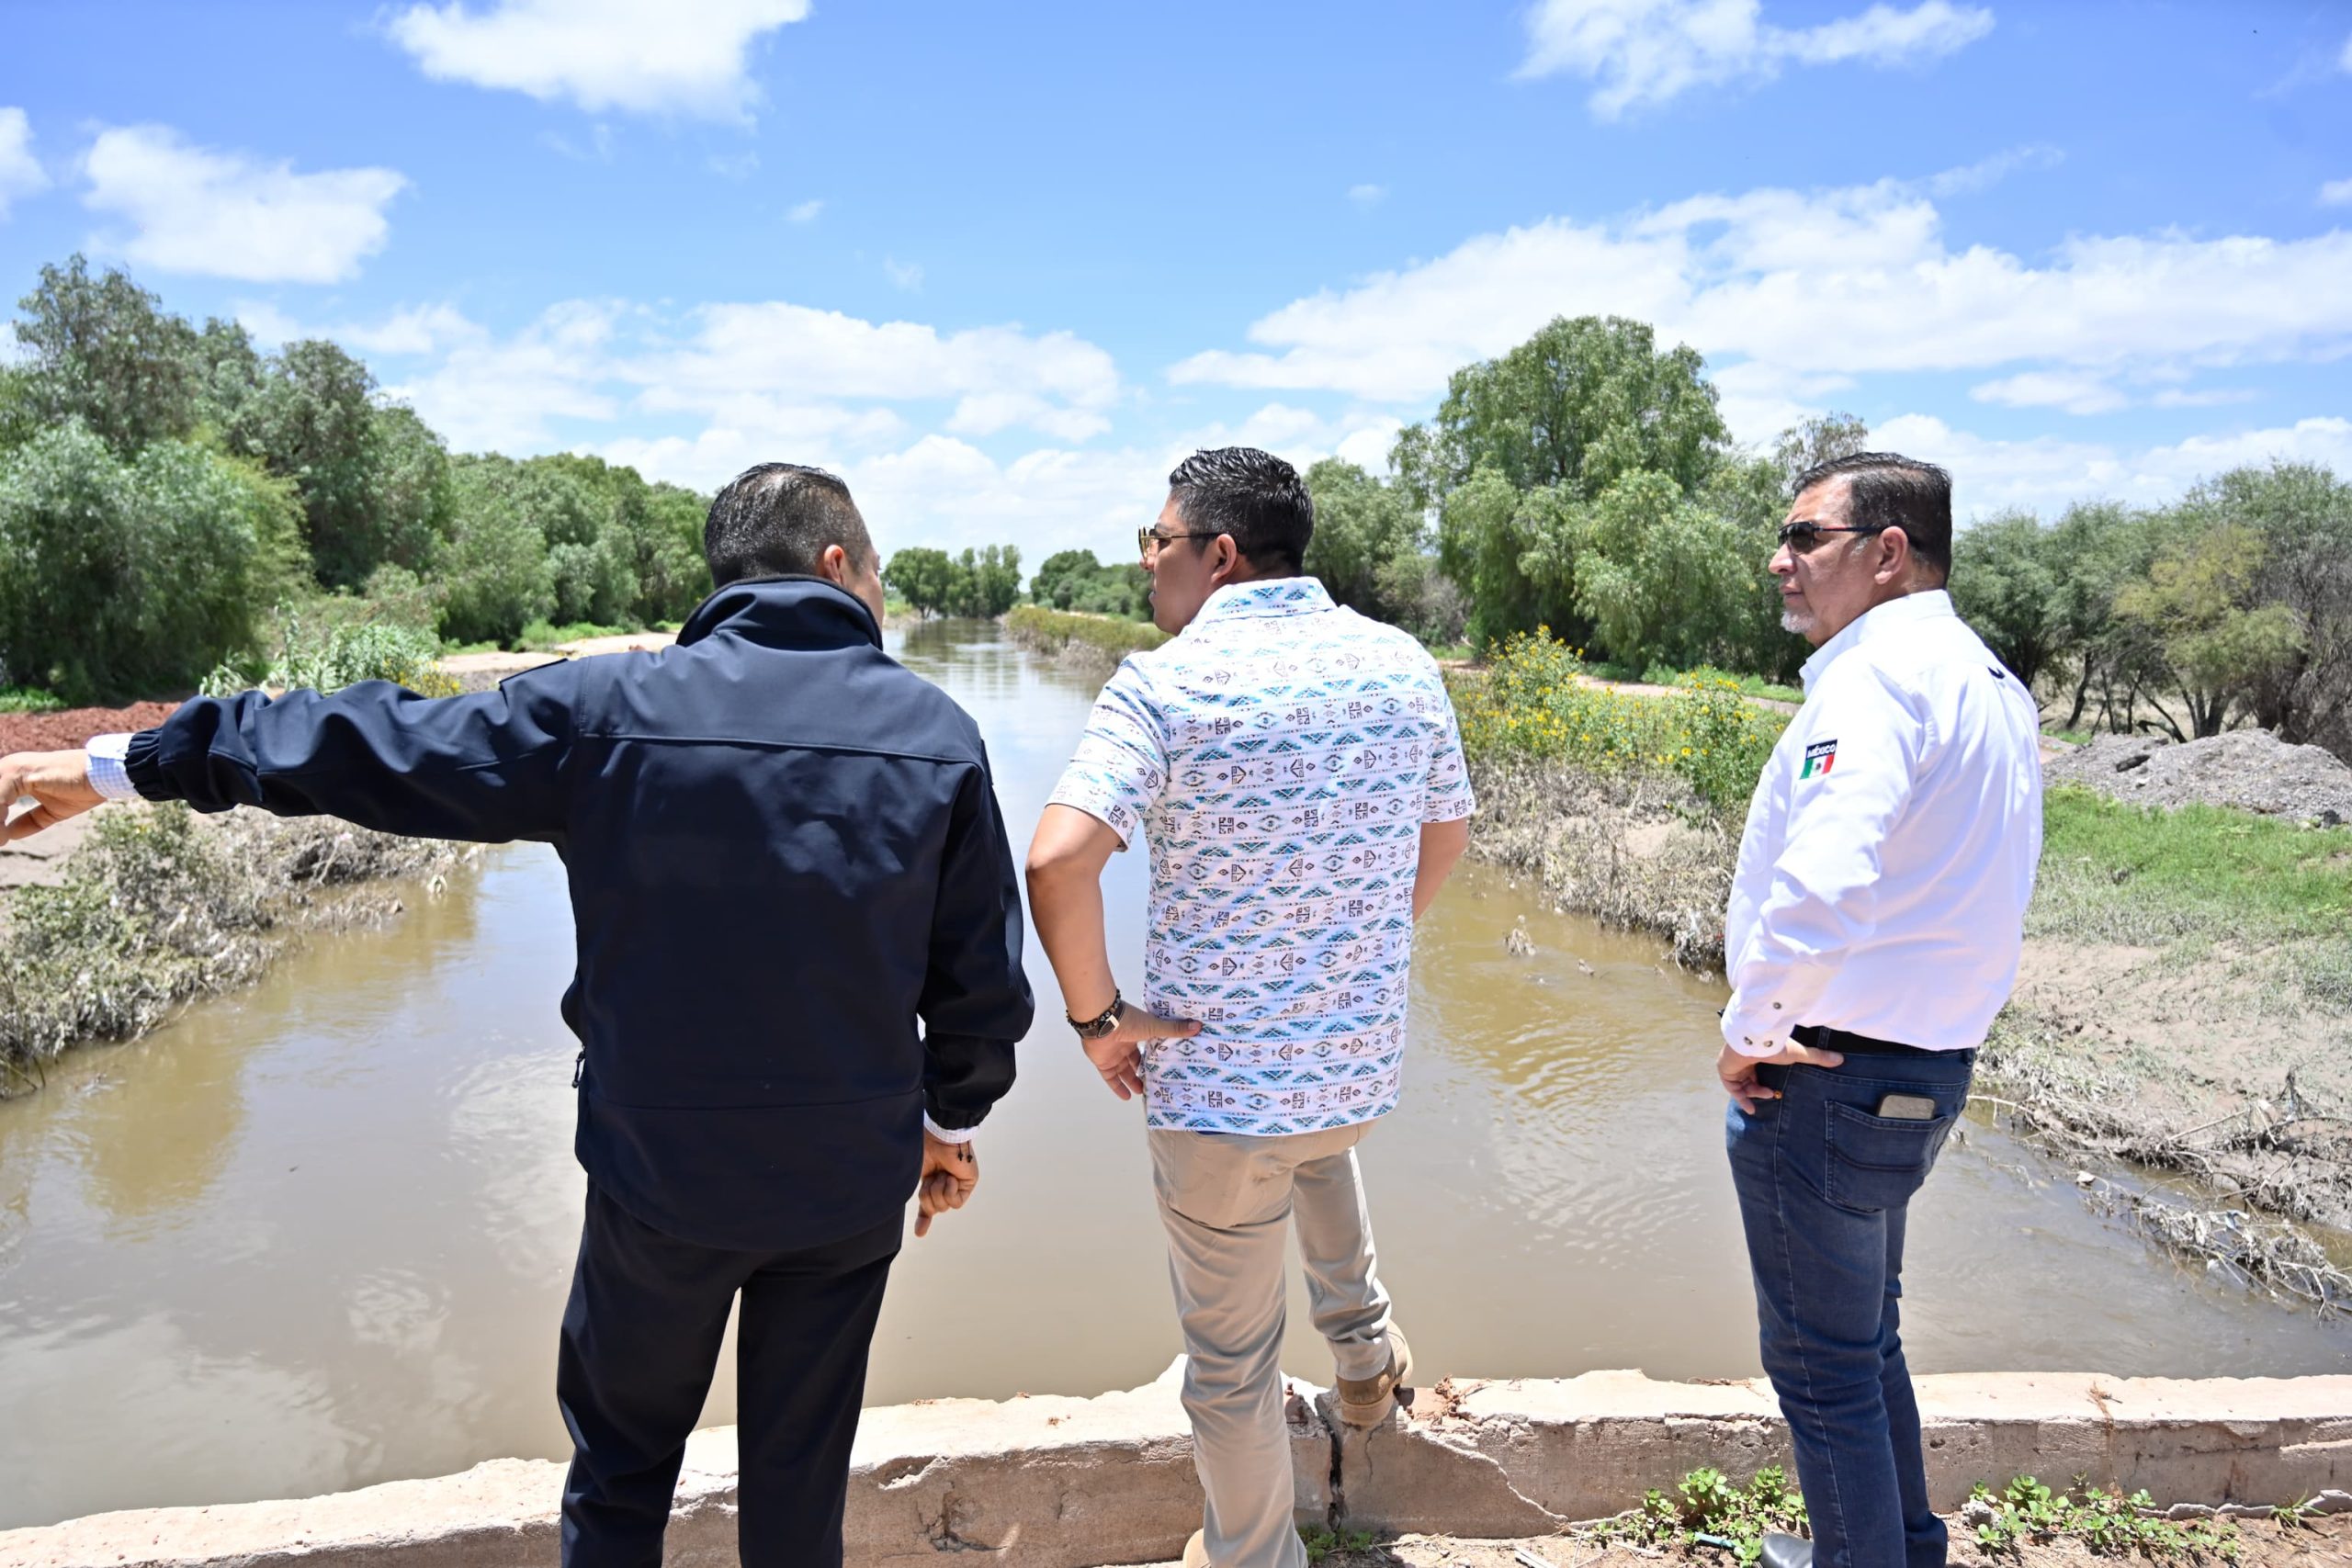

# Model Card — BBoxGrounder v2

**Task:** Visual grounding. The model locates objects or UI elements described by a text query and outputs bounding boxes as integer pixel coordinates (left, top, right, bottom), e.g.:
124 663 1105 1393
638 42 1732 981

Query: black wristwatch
1068 990 1124 1042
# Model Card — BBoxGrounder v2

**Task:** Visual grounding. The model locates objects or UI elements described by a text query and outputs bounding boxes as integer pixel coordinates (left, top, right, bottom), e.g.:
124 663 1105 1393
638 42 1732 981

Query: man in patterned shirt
1027 447 1473 1568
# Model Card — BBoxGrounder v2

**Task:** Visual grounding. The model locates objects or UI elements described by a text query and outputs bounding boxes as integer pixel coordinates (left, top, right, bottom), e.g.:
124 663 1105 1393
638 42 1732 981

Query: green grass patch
2032 787 2352 1014
1002 604 1168 662
515 618 634 651
1454 631 1788 815
0 686 67 714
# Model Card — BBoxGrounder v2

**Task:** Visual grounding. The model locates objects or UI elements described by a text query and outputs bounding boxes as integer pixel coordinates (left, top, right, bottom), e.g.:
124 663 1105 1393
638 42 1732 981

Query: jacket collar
677 575 884 652
1800 588 1954 695
1187 576 1336 631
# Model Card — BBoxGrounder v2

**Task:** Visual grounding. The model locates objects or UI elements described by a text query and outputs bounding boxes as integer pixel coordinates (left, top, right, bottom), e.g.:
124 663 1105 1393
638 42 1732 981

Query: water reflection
0 619 2342 1530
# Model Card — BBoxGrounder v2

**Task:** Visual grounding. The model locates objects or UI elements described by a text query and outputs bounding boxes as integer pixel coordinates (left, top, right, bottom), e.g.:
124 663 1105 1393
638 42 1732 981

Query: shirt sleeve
85 734 140 802
1721 661 1928 1056
1422 682 1476 823
1044 658 1168 849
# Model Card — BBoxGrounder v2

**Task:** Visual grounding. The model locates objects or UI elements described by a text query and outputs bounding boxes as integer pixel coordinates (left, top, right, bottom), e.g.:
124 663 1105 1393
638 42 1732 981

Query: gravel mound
2045 729 2352 825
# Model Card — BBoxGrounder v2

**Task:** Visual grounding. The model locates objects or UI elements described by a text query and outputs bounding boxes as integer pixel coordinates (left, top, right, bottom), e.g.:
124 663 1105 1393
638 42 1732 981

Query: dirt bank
0 699 182 753
1464 747 2352 1314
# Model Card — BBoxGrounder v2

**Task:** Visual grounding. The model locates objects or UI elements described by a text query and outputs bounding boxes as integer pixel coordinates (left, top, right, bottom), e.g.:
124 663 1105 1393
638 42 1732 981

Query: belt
1792 1023 1973 1060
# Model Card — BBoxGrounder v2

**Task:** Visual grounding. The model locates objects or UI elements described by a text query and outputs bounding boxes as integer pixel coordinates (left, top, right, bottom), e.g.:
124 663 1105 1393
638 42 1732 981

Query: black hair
1792 451 1952 579
1166 446 1314 574
703 463 876 588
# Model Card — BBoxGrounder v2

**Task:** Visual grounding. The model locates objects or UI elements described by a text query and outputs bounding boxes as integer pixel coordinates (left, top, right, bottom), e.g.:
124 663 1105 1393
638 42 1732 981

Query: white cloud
624 301 1118 433
1971 369 2127 415
1879 412 2352 521
388 0 808 122
1348 184 1387 209
1521 0 1994 118
0 107 49 219
883 257 924 293
2322 178 2352 208
1170 175 2352 437
239 300 486 357
383 300 622 451
786 197 823 223
707 150 760 180
2150 387 2258 410
2342 30 2352 73
82 125 406 284
1924 142 2062 197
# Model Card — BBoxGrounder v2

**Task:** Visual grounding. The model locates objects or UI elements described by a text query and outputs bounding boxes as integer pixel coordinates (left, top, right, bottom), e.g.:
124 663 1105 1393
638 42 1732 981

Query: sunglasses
1776 521 1891 555
1136 528 1221 560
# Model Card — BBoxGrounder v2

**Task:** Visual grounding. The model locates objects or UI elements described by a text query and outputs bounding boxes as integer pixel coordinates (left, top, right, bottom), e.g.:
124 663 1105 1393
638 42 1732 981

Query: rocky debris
2044 729 2352 825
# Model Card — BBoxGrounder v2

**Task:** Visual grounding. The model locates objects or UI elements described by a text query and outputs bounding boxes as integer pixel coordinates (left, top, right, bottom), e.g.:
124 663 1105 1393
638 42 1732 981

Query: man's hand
1 750 104 845
1083 1001 1202 1101
1717 1040 1846 1115
914 1132 978 1239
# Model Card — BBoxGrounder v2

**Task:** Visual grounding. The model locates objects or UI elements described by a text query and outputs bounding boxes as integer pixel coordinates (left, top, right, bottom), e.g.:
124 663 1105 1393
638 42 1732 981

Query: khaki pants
1148 1123 1396 1568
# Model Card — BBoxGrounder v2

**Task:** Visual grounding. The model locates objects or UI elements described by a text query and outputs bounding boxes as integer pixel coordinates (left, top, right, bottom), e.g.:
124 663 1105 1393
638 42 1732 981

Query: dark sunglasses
1137 528 1220 559
1777 521 1891 555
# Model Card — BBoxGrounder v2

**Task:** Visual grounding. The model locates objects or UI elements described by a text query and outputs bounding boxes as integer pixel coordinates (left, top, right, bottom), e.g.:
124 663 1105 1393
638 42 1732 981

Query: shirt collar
1185 575 1336 629
1799 588 1955 695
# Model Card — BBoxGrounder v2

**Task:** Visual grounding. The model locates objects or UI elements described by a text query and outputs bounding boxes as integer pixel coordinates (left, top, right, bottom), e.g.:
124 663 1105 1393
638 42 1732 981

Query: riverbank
6 1365 2346 1567
1454 648 2352 1314
1003 604 1167 674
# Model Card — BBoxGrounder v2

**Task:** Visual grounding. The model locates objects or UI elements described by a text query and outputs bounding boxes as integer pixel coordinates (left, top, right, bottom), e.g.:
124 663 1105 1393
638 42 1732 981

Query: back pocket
1823 1100 1952 1215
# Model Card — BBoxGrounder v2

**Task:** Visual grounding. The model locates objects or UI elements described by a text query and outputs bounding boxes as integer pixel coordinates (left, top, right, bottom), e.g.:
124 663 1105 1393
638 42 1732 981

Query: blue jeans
1725 1045 1973 1568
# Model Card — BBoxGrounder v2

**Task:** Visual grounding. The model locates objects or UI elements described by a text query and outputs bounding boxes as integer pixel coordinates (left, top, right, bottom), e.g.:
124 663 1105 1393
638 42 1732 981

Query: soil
2047 731 2352 826
1116 1515 2352 1566
0 700 181 753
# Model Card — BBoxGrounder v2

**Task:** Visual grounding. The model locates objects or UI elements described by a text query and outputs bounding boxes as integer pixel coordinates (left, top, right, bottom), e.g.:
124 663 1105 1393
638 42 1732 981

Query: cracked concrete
5 1368 2349 1568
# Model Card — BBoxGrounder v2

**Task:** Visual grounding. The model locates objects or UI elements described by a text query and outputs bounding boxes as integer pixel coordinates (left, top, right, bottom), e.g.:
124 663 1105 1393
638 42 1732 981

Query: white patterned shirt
1047 578 1474 1135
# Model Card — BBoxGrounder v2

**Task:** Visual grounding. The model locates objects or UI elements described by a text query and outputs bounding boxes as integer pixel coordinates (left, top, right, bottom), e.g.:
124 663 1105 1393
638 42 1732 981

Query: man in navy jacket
1 463 1034 1567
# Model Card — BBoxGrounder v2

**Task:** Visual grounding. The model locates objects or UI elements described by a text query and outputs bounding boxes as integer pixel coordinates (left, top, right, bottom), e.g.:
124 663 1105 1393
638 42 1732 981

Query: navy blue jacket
125 577 1032 1250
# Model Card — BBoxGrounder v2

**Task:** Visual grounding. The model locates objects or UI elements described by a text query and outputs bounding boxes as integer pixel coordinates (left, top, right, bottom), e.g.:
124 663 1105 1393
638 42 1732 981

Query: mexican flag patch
1801 739 1838 779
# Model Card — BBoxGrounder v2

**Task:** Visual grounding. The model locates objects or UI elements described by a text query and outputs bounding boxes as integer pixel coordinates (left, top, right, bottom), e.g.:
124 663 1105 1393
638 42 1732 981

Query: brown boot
1335 1325 1414 1427
1182 1529 1212 1567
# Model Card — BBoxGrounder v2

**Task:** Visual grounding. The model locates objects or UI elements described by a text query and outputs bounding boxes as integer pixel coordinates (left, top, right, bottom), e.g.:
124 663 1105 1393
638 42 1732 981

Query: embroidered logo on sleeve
1801 739 1838 779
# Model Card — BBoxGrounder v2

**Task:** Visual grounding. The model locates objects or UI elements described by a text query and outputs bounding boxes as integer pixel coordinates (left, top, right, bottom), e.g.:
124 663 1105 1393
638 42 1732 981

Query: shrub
204 602 457 699
1453 628 1786 814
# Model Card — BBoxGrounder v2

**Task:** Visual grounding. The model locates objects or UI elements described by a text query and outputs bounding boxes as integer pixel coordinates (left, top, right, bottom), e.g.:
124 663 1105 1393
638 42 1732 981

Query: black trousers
556 1183 902 1568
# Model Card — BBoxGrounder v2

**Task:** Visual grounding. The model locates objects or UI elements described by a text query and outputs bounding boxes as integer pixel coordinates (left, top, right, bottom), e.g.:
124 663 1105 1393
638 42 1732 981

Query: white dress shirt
1722 590 2042 1057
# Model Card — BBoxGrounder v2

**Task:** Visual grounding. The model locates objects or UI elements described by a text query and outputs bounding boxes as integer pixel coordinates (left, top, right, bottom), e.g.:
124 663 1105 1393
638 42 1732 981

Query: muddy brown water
3 621 2346 1529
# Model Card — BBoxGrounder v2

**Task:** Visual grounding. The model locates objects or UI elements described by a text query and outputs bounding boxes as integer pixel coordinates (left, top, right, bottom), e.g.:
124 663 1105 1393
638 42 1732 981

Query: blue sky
2 0 2349 558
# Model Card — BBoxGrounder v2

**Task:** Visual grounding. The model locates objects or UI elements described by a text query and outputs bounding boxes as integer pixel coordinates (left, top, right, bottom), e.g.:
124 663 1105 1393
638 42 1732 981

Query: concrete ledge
6 1369 2349 1568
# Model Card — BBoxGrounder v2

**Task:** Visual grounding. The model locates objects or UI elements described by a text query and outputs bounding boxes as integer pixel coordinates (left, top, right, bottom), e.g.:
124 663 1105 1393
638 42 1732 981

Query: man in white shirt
1026 448 1473 1568
1718 454 2042 1568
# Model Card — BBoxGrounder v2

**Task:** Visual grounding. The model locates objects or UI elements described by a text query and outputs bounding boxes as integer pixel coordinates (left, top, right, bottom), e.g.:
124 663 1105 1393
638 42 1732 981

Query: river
1 619 2344 1529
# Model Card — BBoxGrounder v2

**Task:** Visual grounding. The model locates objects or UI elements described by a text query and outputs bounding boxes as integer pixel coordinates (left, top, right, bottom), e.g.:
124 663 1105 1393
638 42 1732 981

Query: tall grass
1453 629 1787 814
1002 604 1168 669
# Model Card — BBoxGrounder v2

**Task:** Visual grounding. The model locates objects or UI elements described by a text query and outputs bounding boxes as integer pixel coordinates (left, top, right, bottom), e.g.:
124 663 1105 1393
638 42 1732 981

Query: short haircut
1167 447 1314 574
1792 451 1952 578
703 463 876 588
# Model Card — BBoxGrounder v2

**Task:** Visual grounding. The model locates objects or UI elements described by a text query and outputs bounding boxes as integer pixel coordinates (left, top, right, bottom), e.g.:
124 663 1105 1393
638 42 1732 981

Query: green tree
12 256 201 455
1771 411 1871 491
0 422 301 703
885 547 962 617
1304 458 1426 620
438 456 556 645
226 340 449 589
1030 548 1099 611
1409 316 1732 653
1951 510 2064 690
952 546 1023 617
2171 462 2352 750
2115 520 2304 740
1561 469 1757 672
